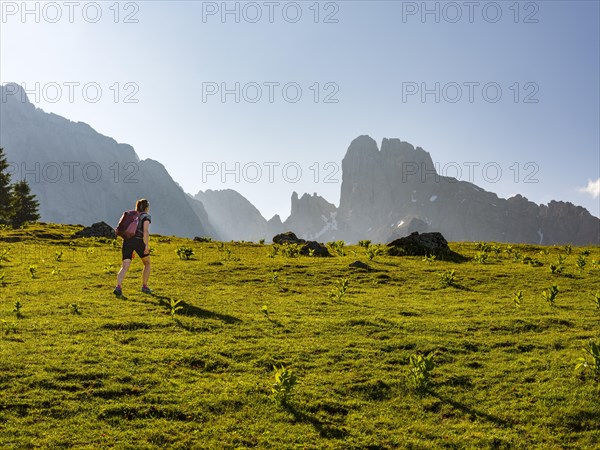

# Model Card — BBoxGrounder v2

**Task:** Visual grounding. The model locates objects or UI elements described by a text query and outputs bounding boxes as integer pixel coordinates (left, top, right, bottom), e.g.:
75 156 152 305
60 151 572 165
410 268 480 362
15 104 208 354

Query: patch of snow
313 212 338 239
430 195 438 202
491 203 496 207
411 194 417 203
397 220 405 228
537 229 544 245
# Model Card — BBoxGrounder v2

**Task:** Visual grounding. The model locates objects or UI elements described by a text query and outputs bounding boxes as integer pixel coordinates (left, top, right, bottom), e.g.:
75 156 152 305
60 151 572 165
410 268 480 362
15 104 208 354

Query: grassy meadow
0 223 599 449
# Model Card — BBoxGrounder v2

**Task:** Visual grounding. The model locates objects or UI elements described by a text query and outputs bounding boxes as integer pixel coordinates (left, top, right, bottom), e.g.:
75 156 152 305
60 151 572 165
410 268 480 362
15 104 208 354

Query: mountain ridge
1 83 597 244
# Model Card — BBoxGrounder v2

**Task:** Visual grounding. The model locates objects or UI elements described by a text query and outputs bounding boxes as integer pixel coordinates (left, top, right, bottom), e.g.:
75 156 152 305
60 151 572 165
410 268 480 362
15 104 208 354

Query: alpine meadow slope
0 223 599 448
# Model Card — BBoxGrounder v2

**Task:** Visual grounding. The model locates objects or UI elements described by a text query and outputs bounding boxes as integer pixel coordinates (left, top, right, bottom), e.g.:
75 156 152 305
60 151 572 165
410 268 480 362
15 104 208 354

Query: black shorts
122 238 148 260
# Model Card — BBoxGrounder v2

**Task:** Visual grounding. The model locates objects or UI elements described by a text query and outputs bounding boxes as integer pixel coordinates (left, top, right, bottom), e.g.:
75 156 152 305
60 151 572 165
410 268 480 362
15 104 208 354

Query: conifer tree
10 180 40 228
0 147 14 224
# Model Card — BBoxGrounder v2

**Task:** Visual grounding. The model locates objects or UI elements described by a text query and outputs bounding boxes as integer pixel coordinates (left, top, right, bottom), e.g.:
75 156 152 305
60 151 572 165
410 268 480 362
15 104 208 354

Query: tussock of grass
0 223 599 448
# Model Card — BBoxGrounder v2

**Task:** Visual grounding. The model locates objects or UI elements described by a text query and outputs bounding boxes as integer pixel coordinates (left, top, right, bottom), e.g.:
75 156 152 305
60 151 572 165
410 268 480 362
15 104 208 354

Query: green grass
0 223 599 449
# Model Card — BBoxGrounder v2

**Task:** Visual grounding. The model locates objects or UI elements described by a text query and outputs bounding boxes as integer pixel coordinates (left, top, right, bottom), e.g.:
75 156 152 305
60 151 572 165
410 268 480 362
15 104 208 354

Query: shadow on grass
155 295 241 324
283 402 348 439
426 389 513 428
438 283 472 292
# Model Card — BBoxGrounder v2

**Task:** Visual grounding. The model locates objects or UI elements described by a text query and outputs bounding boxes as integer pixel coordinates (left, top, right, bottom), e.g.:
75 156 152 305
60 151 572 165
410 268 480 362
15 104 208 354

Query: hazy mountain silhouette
0 83 217 238
2 82 597 244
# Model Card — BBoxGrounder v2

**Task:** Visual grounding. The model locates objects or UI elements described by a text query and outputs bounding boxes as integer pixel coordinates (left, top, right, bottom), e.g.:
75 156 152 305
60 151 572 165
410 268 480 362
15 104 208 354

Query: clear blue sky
2 1 599 219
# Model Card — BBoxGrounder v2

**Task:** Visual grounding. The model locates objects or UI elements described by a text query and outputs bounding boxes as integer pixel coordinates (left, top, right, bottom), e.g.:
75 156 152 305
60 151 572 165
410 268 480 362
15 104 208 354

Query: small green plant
422 254 436 264
591 291 600 310
438 269 456 287
224 247 232 260
169 298 184 318
13 300 23 319
1 319 18 335
476 241 491 252
358 240 371 249
563 244 572 255
474 252 488 264
69 303 81 315
51 267 62 276
270 270 285 292
216 242 225 252
259 239 265 245
408 352 435 391
328 240 346 256
280 243 301 258
513 291 523 307
523 256 543 267
512 251 522 263
0 273 5 287
575 340 600 379
54 250 63 262
104 263 115 274
308 248 315 257
0 249 10 266
270 365 298 405
549 263 562 275
267 245 279 258
576 255 586 272
261 304 273 322
29 264 38 279
542 285 559 307
175 246 194 260
329 278 349 300
366 244 382 261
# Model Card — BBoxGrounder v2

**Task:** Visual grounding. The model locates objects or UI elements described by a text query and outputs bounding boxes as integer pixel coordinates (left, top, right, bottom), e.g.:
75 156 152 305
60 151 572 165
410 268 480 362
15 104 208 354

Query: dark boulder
300 240 331 257
72 222 116 239
387 231 466 261
349 260 370 270
273 231 305 245
273 231 330 257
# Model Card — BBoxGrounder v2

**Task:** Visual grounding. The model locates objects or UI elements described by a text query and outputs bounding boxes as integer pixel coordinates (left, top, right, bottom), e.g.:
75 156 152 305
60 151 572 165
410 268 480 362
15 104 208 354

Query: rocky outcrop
273 231 303 245
386 231 462 260
336 136 600 245
0 83 216 239
283 192 339 241
72 222 116 239
272 231 331 256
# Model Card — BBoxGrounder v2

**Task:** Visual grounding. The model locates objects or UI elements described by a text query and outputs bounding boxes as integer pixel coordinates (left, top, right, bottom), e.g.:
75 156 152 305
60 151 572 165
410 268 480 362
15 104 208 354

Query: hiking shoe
141 286 154 294
113 286 123 297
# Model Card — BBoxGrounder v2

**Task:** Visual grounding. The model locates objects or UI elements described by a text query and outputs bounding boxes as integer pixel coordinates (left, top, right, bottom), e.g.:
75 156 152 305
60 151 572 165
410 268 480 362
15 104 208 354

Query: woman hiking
114 199 153 296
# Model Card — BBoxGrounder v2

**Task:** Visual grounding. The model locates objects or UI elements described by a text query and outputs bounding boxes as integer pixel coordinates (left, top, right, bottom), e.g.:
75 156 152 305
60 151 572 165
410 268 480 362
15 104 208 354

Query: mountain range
1 83 598 245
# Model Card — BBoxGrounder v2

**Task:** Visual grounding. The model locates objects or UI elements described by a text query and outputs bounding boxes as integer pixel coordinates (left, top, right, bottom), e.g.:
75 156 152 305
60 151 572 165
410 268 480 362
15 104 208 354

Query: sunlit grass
0 223 599 448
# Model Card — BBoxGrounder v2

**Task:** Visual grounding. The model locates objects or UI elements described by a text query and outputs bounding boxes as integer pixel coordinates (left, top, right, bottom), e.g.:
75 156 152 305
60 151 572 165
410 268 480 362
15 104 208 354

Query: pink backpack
115 210 141 239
